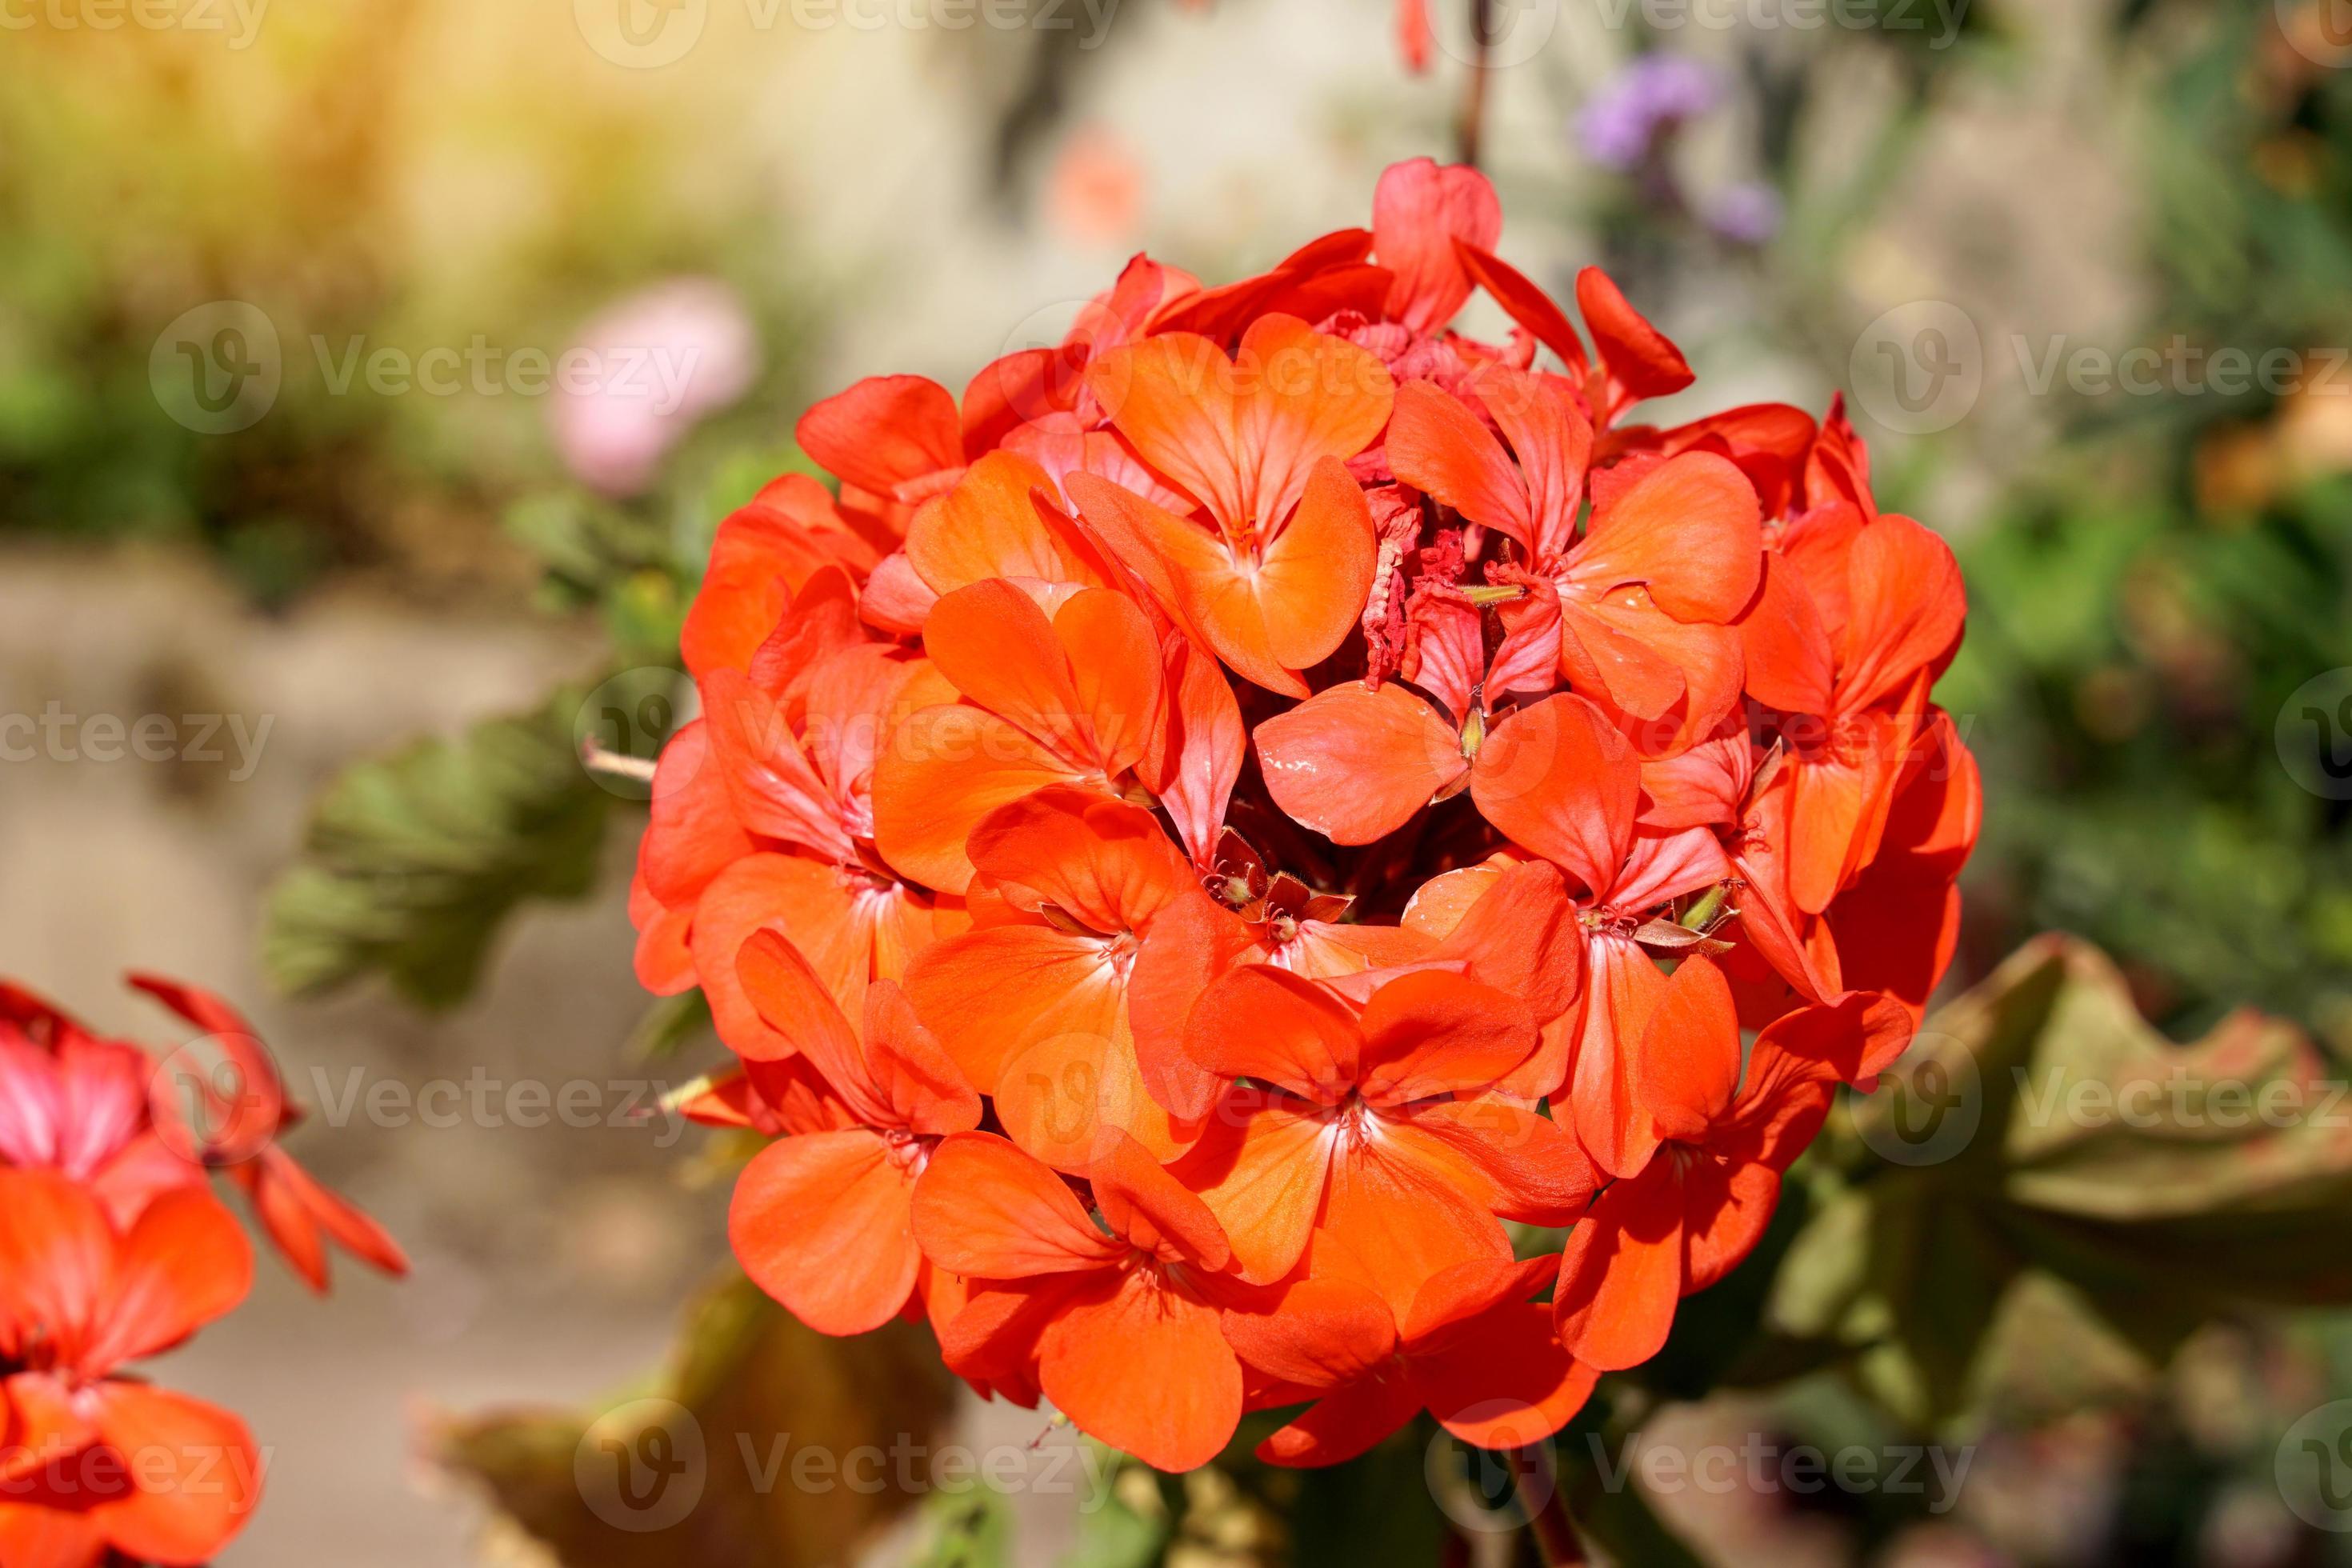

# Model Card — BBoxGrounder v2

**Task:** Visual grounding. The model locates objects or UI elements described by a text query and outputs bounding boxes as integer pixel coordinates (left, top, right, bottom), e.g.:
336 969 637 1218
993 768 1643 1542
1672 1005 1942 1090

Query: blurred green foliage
1938 6 2352 1048
0 5 821 602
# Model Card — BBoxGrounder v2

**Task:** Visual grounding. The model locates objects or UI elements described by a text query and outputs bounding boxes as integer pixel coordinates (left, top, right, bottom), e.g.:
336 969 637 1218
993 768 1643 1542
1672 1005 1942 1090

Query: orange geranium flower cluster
0 977 406 1568
634 158 1978 1474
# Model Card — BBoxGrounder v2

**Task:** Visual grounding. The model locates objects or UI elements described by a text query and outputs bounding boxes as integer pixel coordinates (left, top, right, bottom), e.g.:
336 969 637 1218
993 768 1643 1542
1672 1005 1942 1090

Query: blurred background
6 0 2352 1562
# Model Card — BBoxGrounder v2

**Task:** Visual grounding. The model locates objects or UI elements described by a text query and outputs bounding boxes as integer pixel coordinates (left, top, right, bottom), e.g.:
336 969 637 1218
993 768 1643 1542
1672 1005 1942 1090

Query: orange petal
903 924 1121 1098
1455 240 1589 376
640 720 754 908
1254 681 1466 846
1257 457 1380 670
1568 934 1671 1179
700 670 853 860
1570 451 1761 625
1470 694 1640 897
796 374 963 500
909 1131 1124 1278
966 787 1194 937
1571 596 1748 754
1416 1302 1598 1450
905 450 1113 597
1372 158 1502 334
862 982 983 1136
1739 550 1835 716
1126 890 1266 1122
1310 1143 1512 1321
87 1384 261 1566
1066 471 1308 697
870 704 1090 895
1630 954 1743 1135
1089 315 1391 538
1142 634 1246 868
735 930 877 1118
1041 1269 1242 1473
994 1006 1198 1174
1186 966 1360 1102
1835 514 1966 713
921 580 1094 769
1423 859 1586 1026
1386 1098 1594 1224
1218 1275 1396 1390
1354 970 1535 1106
692 854 840 1061
1256 1374 1424 1468
1170 1090 1335 1285
1553 1158 1685 1371
730 1129 920 1335
1385 378 1535 547
1576 266 1694 408
1090 1130 1231 1270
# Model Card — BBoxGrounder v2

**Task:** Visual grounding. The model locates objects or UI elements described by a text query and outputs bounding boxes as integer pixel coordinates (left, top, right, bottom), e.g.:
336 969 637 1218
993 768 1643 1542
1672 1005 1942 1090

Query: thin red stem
1510 1446 1586 1566
1457 0 1495 168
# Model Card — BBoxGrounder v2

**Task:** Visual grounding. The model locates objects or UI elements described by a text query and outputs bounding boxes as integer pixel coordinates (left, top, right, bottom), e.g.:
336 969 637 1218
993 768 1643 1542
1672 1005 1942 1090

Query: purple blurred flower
1576 54 1719 172
1706 181 1782 246
551 278 759 498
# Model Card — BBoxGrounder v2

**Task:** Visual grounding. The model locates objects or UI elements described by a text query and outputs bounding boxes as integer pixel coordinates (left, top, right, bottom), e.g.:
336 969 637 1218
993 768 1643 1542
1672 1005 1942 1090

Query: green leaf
1057 1453 1166 1568
1768 934 2352 1427
260 691 611 1008
913 1487 1013 1568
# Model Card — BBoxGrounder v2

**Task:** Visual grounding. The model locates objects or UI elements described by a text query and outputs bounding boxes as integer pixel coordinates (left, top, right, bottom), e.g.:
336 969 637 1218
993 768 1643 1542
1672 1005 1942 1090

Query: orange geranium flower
727 933 979 1334
1552 958 1836 1370
1223 1258 1598 1466
1387 366 1760 750
873 582 1165 896
1741 510 1967 914
904 787 1212 1170
912 1131 1247 1473
0 1174 261 1568
632 155 1979 1476
1173 965 1591 1314
1069 314 1391 696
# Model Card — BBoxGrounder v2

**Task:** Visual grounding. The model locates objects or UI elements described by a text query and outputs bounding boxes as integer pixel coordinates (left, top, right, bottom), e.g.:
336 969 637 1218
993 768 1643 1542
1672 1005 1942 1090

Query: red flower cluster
0 976 406 1567
633 157 1978 1473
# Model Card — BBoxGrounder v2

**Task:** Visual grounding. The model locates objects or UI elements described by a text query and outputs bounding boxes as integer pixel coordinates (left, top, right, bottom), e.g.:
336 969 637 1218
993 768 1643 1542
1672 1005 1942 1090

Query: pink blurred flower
550 277 759 496
1047 126 1145 246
